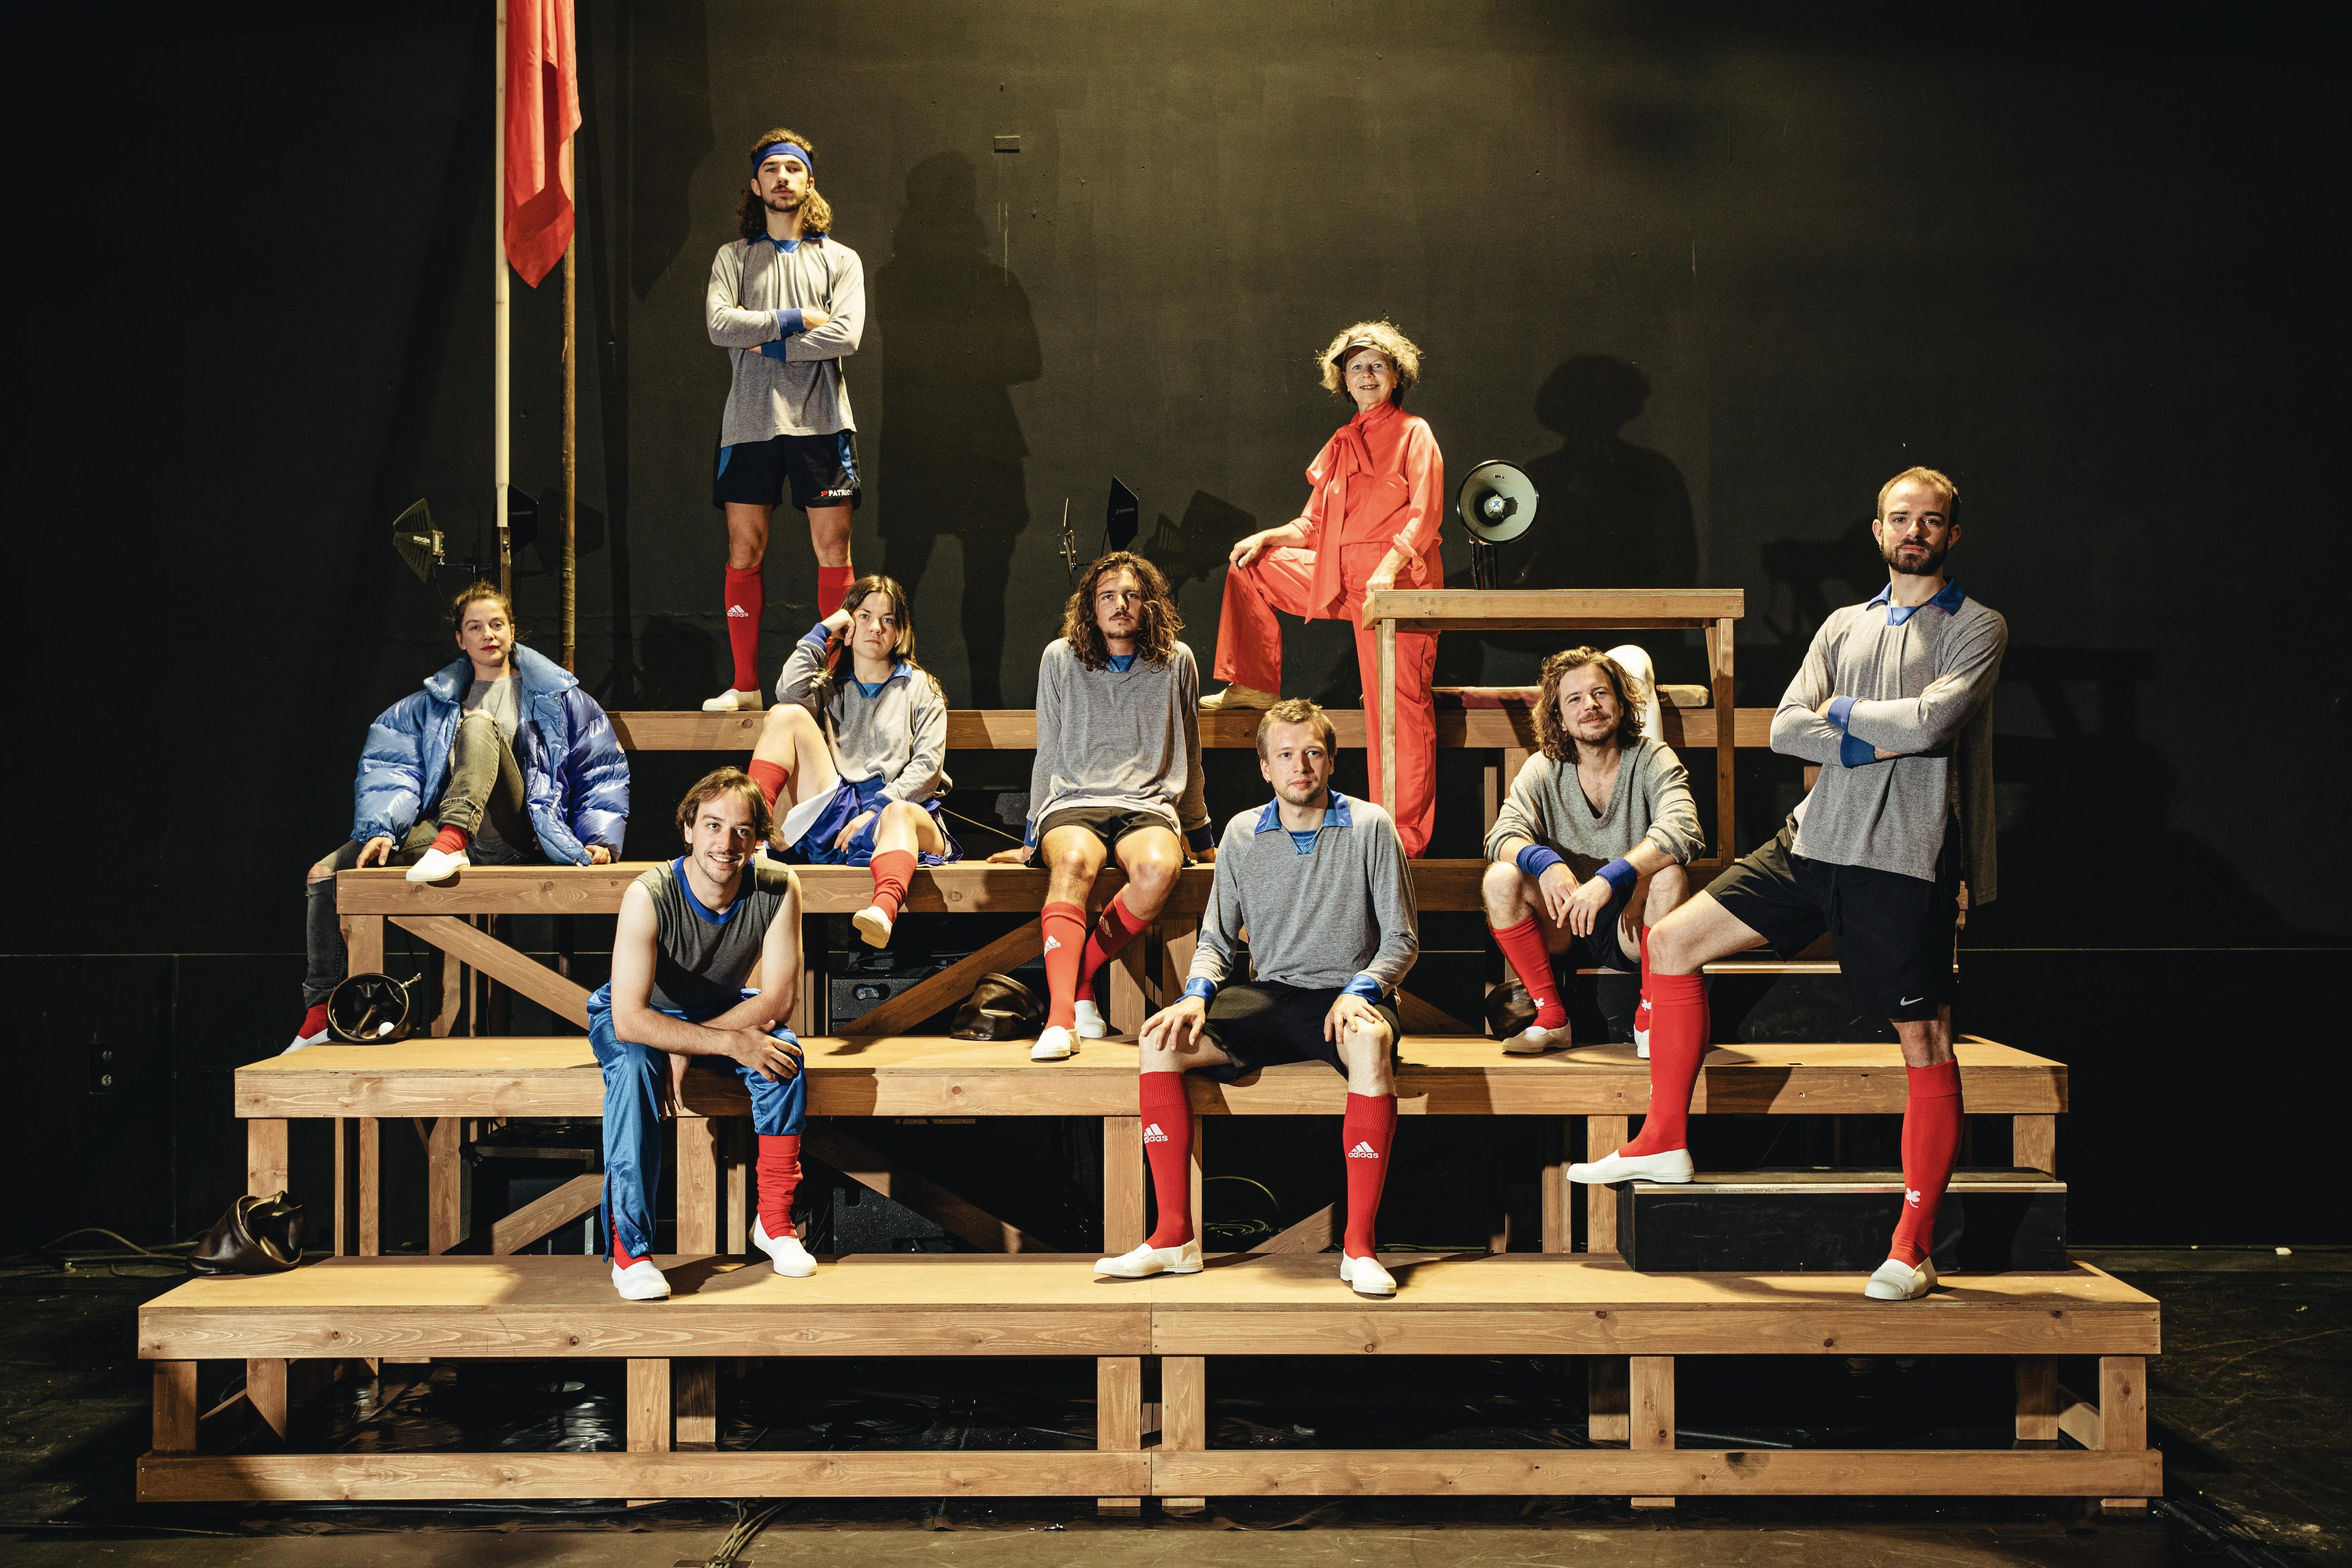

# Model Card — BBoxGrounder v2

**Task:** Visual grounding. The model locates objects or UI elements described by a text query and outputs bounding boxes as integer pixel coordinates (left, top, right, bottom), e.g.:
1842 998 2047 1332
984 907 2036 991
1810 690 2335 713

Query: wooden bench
139 1250 2157 1509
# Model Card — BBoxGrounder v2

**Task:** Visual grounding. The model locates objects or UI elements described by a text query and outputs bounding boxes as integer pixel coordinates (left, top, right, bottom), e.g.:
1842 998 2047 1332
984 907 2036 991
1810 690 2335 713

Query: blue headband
754 141 812 173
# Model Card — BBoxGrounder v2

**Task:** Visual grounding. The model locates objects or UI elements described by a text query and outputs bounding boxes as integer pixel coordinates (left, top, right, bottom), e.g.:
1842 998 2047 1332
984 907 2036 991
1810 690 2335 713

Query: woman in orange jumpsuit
1202 320 1443 855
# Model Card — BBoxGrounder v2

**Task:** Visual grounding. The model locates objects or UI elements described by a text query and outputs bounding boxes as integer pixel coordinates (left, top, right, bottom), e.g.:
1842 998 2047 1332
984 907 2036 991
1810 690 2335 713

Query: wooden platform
139 1251 2159 1505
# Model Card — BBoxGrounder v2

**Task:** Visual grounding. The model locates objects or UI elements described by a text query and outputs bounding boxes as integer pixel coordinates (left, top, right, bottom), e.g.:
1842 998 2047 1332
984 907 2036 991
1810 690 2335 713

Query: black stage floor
1 1248 2342 1567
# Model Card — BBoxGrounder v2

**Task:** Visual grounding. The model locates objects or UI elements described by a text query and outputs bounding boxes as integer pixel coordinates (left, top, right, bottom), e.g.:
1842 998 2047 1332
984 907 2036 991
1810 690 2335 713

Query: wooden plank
357 1117 380 1256
1585 1116 1628 1255
1589 1356 1629 1443
1253 1205 1335 1256
152 1362 197 1456
1395 989 1478 1036
333 1118 356 1257
724 1120 750 1258
1360 588 1746 632
1108 942 1149 1036
843 922 1042 1038
676 1117 719 1254
246 1357 288 1441
1148 1447 2158 1498
675 1359 717 1449
2014 1114 2057 1176
2058 1384 2102 1450
2099 1356 2147 1451
427 1116 466 1255
804 1127 1059 1252
137 1449 1156 1503
390 915 592 1027
609 710 766 751
1103 1117 1144 1256
342 913 384 975
628 1359 670 1454
1161 1354 1208 1514
490 1172 602 1257
2016 1356 2059 1444
1631 1354 1676 1508
246 1119 288 1199
1540 1118 1571 1253
1706 616 1736 865
1097 1355 1143 1514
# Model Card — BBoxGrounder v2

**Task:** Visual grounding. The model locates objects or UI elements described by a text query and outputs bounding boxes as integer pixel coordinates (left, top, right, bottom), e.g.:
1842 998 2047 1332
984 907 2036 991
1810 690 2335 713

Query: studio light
1457 460 1540 589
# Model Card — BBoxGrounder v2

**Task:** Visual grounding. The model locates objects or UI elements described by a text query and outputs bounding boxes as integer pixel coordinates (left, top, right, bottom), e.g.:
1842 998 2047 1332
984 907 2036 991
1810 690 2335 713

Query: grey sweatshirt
1770 579 2006 897
1189 793 1420 995
1483 737 1703 870
1024 639 1211 847
705 235 865 444
775 626 951 804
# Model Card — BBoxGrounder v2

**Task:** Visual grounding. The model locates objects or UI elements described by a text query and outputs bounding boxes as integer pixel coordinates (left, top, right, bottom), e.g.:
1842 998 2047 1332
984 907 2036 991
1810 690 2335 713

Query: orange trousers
1213 541 1438 855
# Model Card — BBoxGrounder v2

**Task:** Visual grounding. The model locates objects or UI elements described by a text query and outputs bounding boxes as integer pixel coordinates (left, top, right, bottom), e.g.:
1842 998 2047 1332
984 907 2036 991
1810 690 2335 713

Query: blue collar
1253 789 1354 834
768 234 805 253
844 659 916 697
671 857 747 925
1867 577 1965 626
1104 653 1137 672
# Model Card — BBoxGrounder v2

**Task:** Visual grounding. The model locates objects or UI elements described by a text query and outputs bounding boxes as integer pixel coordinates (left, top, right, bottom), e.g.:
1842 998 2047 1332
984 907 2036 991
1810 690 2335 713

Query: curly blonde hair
1059 552 1184 671
1317 319 1421 401
1532 646 1644 759
737 127 834 239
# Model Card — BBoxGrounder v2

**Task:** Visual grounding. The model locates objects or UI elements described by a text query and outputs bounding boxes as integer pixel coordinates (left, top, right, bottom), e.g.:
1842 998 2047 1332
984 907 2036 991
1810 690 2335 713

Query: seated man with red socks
1098 700 1419 1297
1571 467 2005 1303
593 770 812 1301
987 552 1215 1061
1484 645 1699 1054
744 573 957 949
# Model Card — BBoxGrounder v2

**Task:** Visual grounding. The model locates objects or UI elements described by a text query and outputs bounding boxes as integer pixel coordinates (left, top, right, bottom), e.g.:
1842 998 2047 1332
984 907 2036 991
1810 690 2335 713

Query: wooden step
1616 1168 2068 1274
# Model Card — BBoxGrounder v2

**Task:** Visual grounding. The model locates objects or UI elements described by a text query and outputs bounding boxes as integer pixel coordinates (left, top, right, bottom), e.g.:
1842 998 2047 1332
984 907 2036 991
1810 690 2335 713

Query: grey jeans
303 712 539 1005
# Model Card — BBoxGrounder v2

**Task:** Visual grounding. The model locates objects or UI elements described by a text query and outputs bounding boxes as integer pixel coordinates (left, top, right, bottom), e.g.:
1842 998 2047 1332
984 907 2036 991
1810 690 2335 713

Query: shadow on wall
874 150 1043 708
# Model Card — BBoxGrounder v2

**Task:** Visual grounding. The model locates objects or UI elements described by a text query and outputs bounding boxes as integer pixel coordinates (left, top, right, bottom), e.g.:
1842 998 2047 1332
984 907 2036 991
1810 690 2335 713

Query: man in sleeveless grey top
588 770 810 1300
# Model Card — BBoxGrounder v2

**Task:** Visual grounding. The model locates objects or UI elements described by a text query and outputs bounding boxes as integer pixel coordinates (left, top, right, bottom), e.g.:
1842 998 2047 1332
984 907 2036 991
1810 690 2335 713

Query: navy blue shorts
713 430 861 512
789 775 961 868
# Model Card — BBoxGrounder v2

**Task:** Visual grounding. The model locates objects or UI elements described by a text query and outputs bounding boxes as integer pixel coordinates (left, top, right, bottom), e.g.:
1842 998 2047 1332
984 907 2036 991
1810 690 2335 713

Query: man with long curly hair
1201 319 1444 855
987 553 1214 1061
1483 646 1699 1055
701 127 866 712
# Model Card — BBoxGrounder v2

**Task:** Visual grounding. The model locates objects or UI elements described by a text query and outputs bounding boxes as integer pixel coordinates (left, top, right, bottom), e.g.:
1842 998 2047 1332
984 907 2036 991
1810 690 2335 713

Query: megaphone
1457 461 1540 590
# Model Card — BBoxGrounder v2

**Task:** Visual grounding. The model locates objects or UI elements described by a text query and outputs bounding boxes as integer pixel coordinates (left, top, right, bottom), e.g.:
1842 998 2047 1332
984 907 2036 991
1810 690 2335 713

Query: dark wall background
8 2 2346 1248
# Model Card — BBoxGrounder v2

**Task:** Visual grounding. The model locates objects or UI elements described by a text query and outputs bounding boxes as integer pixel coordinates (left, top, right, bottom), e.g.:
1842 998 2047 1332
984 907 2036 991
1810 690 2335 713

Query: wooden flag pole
493 0 512 597
562 229 577 670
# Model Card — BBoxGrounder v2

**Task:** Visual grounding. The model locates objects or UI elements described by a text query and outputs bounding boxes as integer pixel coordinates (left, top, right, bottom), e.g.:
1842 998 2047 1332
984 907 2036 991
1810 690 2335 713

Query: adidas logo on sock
1143 1122 1168 1143
1346 1141 1381 1160
727 605 750 617
1043 935 1062 952
1905 1187 1922 1208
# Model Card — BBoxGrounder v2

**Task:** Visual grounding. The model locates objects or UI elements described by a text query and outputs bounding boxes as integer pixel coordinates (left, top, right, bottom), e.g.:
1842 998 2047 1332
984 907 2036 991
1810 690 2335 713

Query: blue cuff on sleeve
776 308 805 335
1826 695 1856 732
1596 858 1637 897
1516 844 1565 879
1839 731 1881 768
1343 973 1387 1001
1183 978 1218 1003
1186 825 1216 853
801 621 834 649
757 339 790 360
1024 820 1039 849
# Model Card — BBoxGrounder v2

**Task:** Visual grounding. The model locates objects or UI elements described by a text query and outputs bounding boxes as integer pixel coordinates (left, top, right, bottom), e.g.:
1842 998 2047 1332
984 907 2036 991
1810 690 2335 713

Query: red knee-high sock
1633 926 1653 1044
868 849 916 923
299 1003 329 1039
818 564 855 619
429 824 470 856
1073 893 1147 1004
1040 900 1089 1029
1342 1092 1398 1258
1141 1072 1195 1248
724 565 765 691
612 1219 649 1269
1492 916 1567 1029
747 758 789 810
1623 971 1705 1156
1888 1061 1964 1267
757 1132 803 1240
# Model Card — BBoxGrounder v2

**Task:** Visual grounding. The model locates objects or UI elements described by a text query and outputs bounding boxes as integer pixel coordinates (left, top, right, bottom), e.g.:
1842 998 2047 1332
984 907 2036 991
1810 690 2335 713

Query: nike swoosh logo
1900 996 1925 1006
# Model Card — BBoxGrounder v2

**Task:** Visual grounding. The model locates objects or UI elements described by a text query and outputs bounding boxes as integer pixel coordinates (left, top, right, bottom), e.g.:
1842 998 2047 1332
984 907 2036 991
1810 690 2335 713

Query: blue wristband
1183 978 1218 1003
758 338 790 360
1516 844 1565 879
775 307 805 335
1185 824 1216 853
1839 731 1881 768
1826 695 1857 732
801 620 833 648
1596 858 1637 897
1342 973 1386 1001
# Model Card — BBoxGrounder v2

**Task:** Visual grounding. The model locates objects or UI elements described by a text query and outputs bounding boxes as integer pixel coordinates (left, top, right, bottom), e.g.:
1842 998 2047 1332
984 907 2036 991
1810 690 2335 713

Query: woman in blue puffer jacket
292 582 630 1048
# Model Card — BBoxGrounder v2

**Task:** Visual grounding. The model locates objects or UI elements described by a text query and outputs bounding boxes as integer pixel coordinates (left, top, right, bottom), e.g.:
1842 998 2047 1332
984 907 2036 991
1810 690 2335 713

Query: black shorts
1707 822 1960 1021
1035 805 1177 853
1550 879 1639 973
1194 980 1404 1086
712 430 862 512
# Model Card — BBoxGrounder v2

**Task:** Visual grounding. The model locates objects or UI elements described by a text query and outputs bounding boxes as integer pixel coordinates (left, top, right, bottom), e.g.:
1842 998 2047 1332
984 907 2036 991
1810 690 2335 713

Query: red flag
503 0 580 288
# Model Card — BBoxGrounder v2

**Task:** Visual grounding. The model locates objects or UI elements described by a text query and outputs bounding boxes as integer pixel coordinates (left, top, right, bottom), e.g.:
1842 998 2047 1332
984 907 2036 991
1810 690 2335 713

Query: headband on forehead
754 141 812 173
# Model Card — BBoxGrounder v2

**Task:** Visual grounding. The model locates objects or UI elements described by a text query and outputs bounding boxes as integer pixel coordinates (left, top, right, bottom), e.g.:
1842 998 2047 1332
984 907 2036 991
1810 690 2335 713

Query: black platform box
1614 1168 2067 1274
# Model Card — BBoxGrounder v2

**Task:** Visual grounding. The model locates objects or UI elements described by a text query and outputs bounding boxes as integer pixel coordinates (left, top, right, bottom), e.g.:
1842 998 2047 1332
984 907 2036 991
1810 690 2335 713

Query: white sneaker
751 1215 818 1278
612 1258 671 1300
1072 1000 1110 1039
284 1027 329 1054
1864 1257 1938 1301
1198 682 1279 712
405 846 469 883
1339 1253 1397 1297
851 905 893 948
1094 1238 1203 1278
1030 1025 1078 1062
1504 1021 1574 1055
702 687 764 712
1634 998 1652 1059
1566 1146 1695 1185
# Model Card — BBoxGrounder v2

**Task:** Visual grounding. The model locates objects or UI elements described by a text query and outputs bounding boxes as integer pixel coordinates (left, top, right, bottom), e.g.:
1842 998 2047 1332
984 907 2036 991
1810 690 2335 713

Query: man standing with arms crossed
1570 467 2005 1302
702 127 866 712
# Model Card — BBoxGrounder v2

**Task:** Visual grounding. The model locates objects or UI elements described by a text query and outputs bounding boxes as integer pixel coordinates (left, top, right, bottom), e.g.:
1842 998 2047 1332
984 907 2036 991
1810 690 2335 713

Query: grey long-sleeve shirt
1024 639 1211 848
1482 737 1703 870
774 625 951 804
1189 792 1420 995
706 234 865 444
1770 578 2006 897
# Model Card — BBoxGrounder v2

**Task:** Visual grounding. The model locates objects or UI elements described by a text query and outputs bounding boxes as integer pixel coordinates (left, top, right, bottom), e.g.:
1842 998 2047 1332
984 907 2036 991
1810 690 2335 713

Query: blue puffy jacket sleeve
560 688 630 856
350 692 434 845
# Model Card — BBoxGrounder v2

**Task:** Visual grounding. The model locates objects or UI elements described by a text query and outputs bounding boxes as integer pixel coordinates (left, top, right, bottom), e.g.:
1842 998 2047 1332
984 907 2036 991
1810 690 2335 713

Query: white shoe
702 687 764 712
405 846 469 883
1198 682 1279 712
1634 998 1652 1059
851 905 893 948
1094 1238 1203 1278
612 1259 671 1301
1505 1021 1574 1055
1339 1253 1397 1297
1072 1000 1110 1039
1864 1257 1938 1301
1566 1146 1695 1185
751 1215 818 1278
1030 1025 1078 1062
285 1027 329 1054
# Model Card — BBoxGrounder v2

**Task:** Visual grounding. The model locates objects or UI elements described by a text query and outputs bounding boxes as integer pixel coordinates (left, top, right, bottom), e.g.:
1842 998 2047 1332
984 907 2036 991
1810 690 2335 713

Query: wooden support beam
1103 1117 1144 1256
152 1362 198 1456
427 1116 467 1255
1541 1117 1572 1253
1706 617 1735 863
1631 1355 1677 1509
341 913 384 975
1589 1356 1629 1444
2016 1356 2059 1443
490 1172 603 1256
803 1127 1058 1252
1108 943 1149 1037
2057 1384 2102 1450
2098 1355 2150 1512
246 1119 288 1200
1252 1204 1335 1256
842 922 1043 1038
1161 1355 1208 1515
676 1117 719 1254
333 1118 381 1257
1584 1115 1629 1254
1097 1356 1143 1516
2014 1114 2057 1176
246 1357 288 1442
627 1359 670 1454
390 915 592 1027
724 1119 750 1257
1395 988 1478 1036
675 1359 717 1449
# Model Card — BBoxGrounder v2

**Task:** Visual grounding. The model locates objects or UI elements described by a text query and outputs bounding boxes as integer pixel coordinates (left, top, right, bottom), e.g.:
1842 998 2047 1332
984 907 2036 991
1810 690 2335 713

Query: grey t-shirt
639 858 799 1018
462 676 524 863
